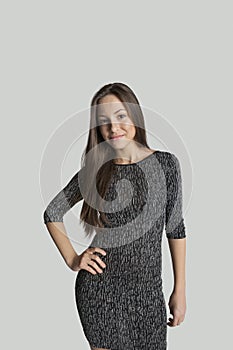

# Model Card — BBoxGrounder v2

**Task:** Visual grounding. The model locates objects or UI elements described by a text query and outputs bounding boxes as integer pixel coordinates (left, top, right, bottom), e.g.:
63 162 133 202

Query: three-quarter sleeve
43 169 83 224
165 153 186 239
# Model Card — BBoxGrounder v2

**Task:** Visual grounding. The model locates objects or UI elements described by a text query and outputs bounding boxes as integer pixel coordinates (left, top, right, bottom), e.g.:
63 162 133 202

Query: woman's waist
76 263 163 290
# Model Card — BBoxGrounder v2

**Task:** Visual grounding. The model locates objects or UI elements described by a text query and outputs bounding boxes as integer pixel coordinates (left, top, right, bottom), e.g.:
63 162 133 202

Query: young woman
43 82 187 350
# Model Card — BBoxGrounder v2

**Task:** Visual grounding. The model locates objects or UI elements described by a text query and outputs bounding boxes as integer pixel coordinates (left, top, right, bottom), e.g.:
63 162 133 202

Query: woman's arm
167 237 187 327
43 169 83 270
43 167 107 273
167 237 186 292
45 222 79 270
164 152 187 326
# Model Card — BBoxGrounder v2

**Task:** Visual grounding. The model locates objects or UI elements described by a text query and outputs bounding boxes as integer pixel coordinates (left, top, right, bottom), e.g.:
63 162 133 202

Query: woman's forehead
97 102 127 116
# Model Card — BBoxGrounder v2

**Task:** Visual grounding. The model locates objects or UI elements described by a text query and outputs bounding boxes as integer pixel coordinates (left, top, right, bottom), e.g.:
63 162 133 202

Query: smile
110 135 124 140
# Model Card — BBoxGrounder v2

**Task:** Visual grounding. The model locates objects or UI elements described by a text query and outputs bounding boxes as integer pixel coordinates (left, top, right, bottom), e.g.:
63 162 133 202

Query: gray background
1 0 232 349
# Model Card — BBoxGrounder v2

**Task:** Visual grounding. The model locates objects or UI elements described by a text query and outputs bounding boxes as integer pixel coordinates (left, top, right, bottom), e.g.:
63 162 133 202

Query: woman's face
97 94 136 150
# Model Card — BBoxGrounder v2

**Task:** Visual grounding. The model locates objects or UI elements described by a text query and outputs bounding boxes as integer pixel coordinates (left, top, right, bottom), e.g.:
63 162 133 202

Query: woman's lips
110 134 124 140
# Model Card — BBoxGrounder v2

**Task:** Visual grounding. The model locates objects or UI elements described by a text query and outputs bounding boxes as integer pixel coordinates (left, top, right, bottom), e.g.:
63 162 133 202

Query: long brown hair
79 82 150 237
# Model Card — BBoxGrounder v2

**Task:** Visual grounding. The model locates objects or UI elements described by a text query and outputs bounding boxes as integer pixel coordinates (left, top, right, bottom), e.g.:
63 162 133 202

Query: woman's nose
110 122 120 132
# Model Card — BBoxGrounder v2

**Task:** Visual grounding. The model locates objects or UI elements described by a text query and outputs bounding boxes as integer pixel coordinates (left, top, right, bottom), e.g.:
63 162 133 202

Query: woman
43 82 187 349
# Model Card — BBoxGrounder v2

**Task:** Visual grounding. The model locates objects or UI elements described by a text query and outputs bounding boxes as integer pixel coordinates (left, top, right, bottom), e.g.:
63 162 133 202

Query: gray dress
43 150 186 349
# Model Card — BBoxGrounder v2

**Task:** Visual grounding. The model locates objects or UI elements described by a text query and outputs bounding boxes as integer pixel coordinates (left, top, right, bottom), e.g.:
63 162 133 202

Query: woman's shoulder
153 150 182 174
155 149 180 162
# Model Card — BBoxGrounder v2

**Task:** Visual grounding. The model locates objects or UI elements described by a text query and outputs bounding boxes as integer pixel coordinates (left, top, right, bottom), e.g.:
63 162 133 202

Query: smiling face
97 94 136 150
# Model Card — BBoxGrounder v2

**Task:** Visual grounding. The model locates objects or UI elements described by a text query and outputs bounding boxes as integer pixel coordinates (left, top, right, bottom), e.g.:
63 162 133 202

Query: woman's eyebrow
98 108 126 117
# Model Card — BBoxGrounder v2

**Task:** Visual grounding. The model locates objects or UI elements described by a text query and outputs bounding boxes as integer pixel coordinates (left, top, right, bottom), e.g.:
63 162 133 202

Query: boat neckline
113 150 159 166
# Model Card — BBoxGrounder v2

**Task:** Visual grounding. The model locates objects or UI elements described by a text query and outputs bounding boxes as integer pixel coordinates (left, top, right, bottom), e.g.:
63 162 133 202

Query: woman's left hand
167 289 186 327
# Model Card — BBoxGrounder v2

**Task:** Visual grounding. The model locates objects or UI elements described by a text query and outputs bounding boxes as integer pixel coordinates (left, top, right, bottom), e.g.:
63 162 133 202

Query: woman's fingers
86 265 98 275
93 255 107 269
167 317 173 326
79 256 101 275
90 247 107 256
172 315 180 326
167 316 177 327
87 259 104 274
167 315 184 327
80 247 107 275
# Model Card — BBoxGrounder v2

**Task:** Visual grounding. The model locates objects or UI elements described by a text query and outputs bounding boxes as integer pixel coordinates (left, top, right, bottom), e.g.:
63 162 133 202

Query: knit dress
43 150 186 350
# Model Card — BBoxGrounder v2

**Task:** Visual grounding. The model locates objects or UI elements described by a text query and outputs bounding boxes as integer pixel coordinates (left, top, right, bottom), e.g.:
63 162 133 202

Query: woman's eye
99 119 108 124
98 115 127 125
118 114 127 119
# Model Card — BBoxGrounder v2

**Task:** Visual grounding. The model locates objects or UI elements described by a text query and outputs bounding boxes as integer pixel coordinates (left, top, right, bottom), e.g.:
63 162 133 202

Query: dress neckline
113 150 159 166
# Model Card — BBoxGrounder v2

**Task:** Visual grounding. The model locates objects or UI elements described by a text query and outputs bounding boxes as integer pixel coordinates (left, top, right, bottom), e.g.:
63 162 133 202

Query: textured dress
43 150 186 350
